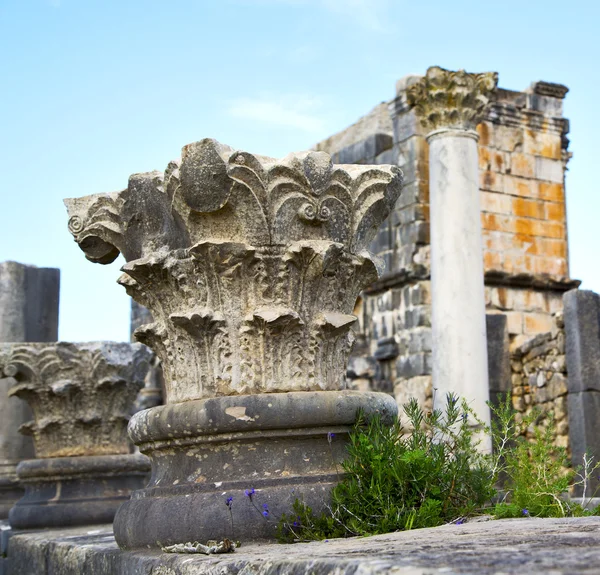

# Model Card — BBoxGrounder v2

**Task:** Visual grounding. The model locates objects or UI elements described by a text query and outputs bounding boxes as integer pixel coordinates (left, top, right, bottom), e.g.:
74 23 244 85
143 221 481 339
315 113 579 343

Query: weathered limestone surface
0 348 33 520
0 262 59 343
130 301 164 410
407 67 497 434
66 140 402 403
564 289 600 496
6 517 600 574
486 314 510 411
65 139 403 548
2 342 151 529
0 262 59 520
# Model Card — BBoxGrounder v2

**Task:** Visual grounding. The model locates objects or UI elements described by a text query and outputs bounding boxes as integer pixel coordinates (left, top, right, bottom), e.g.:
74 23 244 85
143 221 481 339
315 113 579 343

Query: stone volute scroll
2 342 151 529
65 139 403 549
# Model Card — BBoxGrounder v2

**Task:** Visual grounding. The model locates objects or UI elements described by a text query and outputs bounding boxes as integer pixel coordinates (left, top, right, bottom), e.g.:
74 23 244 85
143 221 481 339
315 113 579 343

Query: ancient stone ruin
1 342 151 529
1 64 600 575
0 261 59 519
65 139 402 547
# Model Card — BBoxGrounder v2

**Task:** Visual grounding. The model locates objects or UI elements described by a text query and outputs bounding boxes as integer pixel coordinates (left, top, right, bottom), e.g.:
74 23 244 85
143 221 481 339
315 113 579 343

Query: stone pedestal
115 391 396 547
9 454 149 529
65 139 403 548
2 342 151 529
407 67 497 438
0 262 59 520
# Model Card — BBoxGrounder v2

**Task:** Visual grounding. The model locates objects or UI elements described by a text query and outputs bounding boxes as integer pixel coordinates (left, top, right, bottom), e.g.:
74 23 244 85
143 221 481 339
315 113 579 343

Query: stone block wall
318 74 578 416
509 312 569 449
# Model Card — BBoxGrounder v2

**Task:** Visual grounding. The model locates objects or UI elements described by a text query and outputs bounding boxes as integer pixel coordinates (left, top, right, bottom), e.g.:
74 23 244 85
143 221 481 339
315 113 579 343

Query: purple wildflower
225 496 233 508
522 508 529 516
244 488 255 498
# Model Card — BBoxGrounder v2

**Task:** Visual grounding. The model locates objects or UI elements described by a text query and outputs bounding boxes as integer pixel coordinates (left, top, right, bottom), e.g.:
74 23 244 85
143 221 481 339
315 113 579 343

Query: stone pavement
5 516 600 574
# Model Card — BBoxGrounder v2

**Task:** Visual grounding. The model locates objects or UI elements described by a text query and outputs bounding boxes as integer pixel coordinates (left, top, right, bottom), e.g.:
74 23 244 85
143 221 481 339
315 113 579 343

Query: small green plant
489 395 600 518
278 393 495 541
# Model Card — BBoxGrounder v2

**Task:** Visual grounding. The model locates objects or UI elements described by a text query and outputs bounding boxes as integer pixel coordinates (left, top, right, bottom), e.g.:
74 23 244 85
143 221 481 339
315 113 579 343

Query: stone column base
0 462 22 519
9 454 150 529
114 390 397 550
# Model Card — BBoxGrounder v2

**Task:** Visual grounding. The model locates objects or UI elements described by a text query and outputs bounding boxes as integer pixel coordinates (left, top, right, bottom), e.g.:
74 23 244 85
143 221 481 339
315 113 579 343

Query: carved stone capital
406 66 498 134
3 342 151 458
66 139 403 403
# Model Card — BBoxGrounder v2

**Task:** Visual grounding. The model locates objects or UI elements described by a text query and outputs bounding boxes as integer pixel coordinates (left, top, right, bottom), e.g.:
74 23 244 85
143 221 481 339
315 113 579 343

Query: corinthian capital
65 139 403 403
3 342 150 458
406 66 498 133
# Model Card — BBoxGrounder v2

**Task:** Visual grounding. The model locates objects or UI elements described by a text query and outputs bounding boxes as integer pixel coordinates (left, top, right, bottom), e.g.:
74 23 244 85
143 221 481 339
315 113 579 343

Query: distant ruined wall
509 312 569 450
317 73 578 425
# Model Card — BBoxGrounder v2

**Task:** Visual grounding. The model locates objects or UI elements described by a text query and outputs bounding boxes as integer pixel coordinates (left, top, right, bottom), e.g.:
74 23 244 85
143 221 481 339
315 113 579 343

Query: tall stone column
2 342 151 529
65 138 402 548
0 262 60 518
407 67 498 435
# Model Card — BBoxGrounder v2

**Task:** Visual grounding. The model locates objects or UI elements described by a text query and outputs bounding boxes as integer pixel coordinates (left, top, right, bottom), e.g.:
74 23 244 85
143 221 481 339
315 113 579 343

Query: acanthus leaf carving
2 343 151 458
406 66 498 133
66 139 403 404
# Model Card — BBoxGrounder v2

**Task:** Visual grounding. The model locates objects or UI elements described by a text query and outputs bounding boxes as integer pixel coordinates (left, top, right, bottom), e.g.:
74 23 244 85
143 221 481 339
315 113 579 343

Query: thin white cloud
321 0 391 32
227 93 326 134
230 0 392 32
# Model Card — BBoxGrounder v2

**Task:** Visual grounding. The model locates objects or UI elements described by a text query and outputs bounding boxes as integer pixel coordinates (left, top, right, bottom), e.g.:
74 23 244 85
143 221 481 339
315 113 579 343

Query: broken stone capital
406 66 498 136
2 342 151 529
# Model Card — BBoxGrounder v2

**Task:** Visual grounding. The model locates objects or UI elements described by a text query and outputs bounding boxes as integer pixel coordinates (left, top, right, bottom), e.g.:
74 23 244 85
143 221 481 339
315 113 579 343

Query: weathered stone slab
0 262 59 343
564 289 600 495
563 289 600 393
486 314 511 410
567 390 600 497
6 517 600 574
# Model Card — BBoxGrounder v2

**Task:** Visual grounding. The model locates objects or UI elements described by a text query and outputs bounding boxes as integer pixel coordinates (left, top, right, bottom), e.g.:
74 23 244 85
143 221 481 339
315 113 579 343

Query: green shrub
277 393 495 542
489 395 600 518
277 393 600 543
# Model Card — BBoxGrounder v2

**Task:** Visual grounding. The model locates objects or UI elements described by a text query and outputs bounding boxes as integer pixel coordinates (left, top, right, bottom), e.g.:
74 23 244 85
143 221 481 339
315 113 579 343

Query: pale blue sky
0 0 597 342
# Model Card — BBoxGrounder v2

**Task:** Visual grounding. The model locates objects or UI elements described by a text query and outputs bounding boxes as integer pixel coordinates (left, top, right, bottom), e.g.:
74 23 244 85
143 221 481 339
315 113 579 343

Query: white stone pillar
407 67 498 439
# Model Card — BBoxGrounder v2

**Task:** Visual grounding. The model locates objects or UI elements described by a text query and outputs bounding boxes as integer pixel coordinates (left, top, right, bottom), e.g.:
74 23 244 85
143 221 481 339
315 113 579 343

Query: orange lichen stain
524 313 554 335
482 171 496 190
510 153 535 178
539 182 564 202
477 122 491 146
478 146 491 171
514 233 538 255
496 287 508 308
514 218 535 236
540 142 561 160
494 153 504 172
546 202 565 222
512 198 544 219
483 250 502 270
